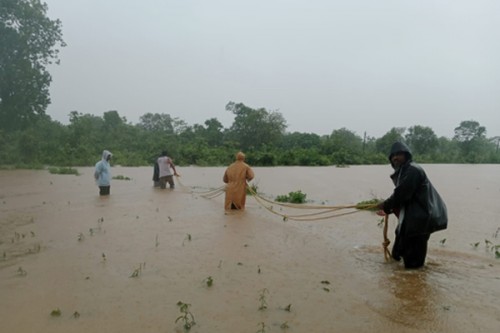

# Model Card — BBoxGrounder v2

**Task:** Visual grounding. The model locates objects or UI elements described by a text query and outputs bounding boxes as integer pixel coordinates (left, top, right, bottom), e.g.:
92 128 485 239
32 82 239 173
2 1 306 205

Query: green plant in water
471 242 480 248
256 322 267 333
246 183 259 195
50 308 62 317
203 276 213 287
175 301 196 331
130 266 141 278
182 234 192 246
48 167 79 175
276 190 307 203
258 288 269 311
280 321 290 330
17 267 27 276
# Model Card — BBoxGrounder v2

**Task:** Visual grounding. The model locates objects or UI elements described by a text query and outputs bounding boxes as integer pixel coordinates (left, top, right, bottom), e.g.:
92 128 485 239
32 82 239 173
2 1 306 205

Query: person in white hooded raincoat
94 150 112 195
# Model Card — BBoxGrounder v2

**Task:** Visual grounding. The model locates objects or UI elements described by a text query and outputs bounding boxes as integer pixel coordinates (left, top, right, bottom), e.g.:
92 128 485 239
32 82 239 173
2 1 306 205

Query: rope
176 177 391 261
246 185 378 221
175 176 226 198
382 214 392 262
248 185 392 262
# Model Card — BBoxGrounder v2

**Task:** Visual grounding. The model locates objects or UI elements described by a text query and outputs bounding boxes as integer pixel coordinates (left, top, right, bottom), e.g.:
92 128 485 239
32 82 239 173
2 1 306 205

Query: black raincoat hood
388 142 412 167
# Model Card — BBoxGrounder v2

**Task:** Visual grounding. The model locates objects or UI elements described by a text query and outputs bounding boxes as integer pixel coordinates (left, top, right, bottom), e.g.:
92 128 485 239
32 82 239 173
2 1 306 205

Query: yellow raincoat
223 152 254 210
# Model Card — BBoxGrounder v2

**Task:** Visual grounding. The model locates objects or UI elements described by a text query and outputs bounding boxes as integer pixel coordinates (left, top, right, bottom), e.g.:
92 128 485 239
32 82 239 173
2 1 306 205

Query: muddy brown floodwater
0 165 499 333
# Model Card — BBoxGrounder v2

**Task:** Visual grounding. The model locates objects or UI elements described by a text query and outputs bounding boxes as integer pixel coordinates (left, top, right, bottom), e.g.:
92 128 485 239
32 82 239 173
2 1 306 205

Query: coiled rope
175 176 392 261
246 185 377 221
248 185 393 262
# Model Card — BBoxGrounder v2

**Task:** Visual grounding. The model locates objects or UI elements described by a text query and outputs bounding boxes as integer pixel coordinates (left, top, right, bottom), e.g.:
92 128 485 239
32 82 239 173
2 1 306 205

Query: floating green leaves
175 301 196 331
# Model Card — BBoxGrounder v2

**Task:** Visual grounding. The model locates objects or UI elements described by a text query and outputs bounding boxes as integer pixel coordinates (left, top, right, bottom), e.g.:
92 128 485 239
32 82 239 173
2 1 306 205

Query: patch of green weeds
258 288 269 311
175 301 196 331
17 267 27 276
246 183 259 195
50 308 62 317
280 321 290 330
129 263 146 278
203 276 213 287
275 190 307 203
256 322 267 333
182 234 192 246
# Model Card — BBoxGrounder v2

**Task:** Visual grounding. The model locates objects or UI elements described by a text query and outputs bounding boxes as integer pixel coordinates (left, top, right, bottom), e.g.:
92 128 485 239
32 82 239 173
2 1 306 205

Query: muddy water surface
0 165 499 332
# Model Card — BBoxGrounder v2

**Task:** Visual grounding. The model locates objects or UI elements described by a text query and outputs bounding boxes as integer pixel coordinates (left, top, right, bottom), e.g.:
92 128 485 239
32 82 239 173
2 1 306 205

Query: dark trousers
159 175 174 189
392 232 430 269
99 186 110 196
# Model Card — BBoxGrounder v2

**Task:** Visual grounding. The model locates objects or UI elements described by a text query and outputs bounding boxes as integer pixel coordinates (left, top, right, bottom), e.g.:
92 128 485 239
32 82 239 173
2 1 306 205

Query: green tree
279 132 322 150
453 120 487 162
375 127 406 155
0 0 65 131
226 102 287 150
138 113 175 133
405 125 438 157
66 111 105 165
198 118 225 147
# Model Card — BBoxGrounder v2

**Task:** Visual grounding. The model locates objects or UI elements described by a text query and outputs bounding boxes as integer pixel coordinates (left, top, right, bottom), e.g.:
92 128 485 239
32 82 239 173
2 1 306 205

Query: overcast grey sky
44 0 500 138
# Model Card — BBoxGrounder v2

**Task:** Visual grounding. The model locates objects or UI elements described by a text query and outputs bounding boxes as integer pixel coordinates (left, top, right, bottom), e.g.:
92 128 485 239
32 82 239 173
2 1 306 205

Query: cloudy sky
44 0 500 138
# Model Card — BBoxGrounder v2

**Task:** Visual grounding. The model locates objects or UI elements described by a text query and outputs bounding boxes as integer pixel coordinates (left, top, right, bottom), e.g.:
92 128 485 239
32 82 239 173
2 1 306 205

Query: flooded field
0 165 499 332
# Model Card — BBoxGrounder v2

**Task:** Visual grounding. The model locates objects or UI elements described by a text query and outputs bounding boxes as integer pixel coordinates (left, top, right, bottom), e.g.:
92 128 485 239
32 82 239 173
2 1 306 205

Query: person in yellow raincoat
223 152 255 210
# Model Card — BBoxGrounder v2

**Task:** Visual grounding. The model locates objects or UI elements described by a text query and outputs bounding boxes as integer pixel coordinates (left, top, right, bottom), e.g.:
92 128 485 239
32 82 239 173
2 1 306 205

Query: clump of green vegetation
175 301 196 331
256 322 267 333
258 288 270 311
50 308 62 317
246 183 259 195
203 276 213 287
17 266 27 276
130 263 145 278
275 190 307 203
280 321 290 330
355 198 383 211
482 238 500 259
48 167 79 175
112 175 131 180
182 234 192 246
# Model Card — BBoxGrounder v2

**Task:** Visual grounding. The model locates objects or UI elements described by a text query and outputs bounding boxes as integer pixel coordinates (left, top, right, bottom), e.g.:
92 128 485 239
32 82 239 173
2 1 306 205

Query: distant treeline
1 3 499 168
1 102 499 168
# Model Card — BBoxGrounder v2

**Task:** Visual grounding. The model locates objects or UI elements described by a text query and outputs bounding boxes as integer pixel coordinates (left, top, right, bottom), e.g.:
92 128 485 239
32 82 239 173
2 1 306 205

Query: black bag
427 183 448 233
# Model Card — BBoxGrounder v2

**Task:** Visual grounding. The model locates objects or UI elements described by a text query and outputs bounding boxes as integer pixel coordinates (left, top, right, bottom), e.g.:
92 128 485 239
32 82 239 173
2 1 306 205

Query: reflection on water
385 269 437 329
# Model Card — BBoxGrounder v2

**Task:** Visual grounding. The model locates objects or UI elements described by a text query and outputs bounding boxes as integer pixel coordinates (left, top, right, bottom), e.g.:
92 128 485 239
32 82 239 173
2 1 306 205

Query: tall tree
0 0 65 131
453 120 487 162
375 127 406 155
137 113 175 133
405 125 438 156
226 101 287 150
202 118 224 147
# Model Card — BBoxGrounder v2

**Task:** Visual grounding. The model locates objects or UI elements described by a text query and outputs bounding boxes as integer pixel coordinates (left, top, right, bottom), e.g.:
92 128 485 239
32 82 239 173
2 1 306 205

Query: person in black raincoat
377 142 448 269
